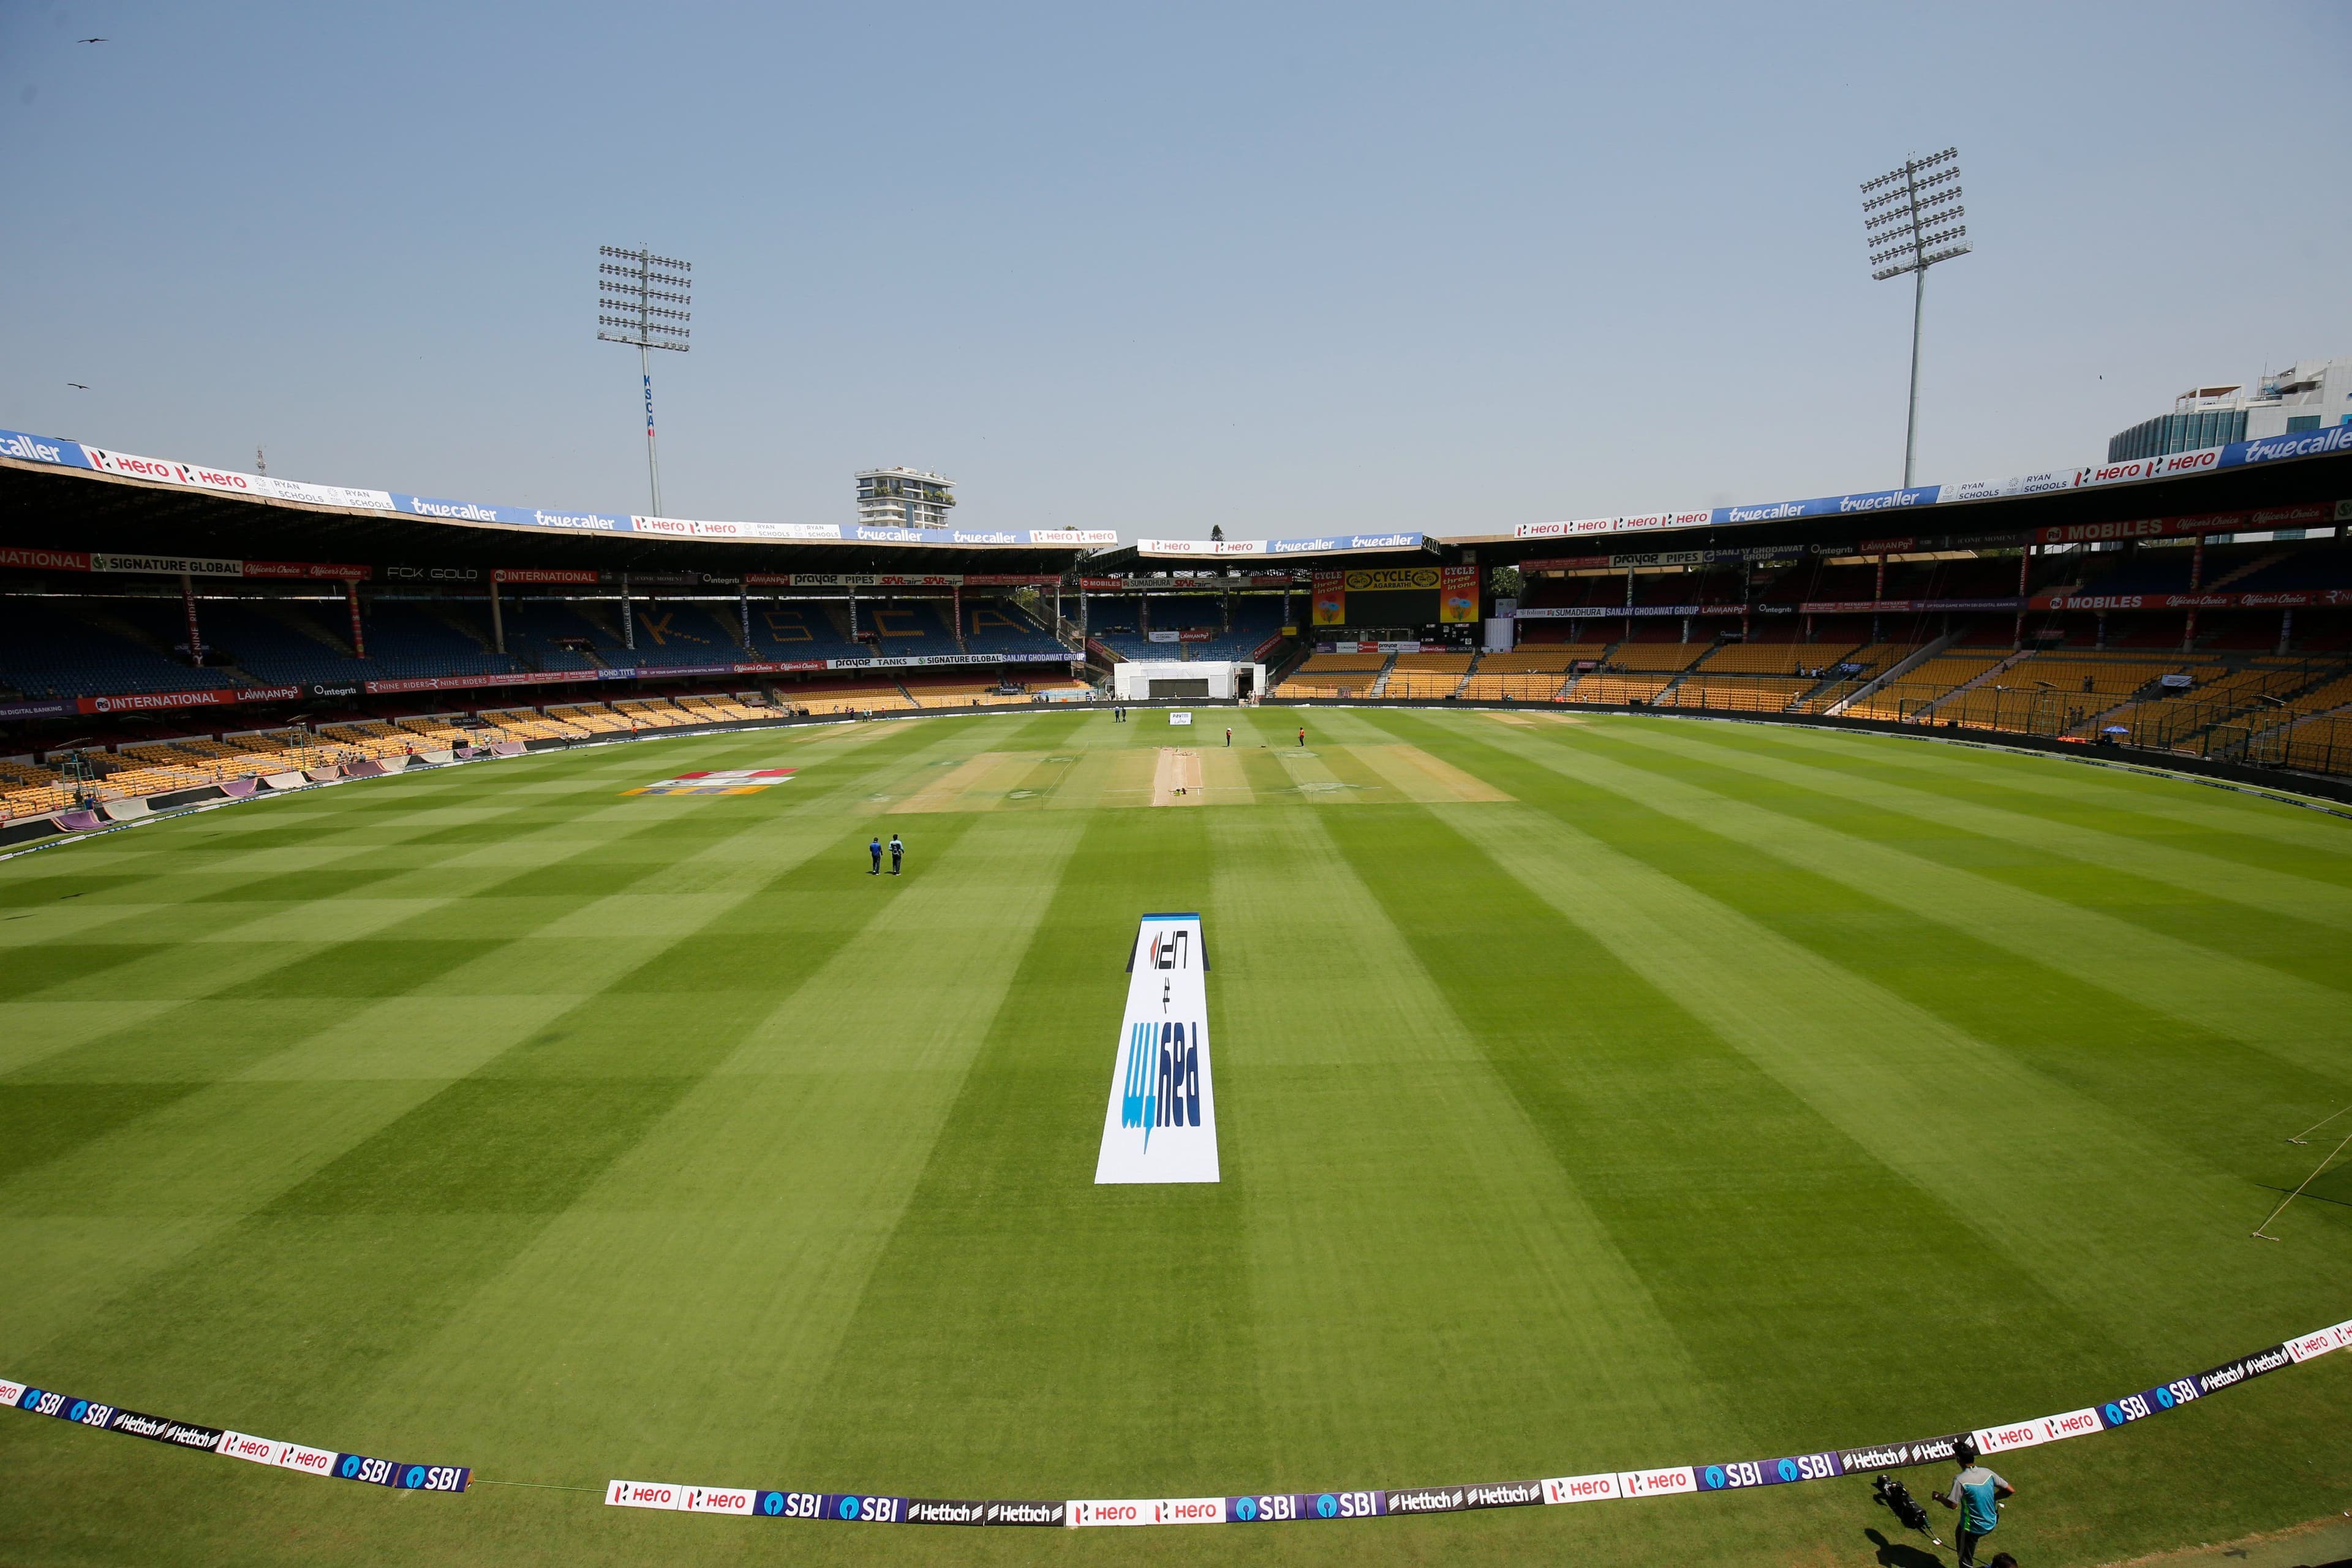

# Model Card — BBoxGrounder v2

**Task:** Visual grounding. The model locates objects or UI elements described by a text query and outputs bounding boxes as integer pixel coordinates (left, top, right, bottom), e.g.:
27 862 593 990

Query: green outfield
4 706 2351 1567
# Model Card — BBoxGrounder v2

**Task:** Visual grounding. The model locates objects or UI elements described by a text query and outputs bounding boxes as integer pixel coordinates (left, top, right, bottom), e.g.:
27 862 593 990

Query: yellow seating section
1668 677 1814 713
1567 673 1675 706
1460 672 1572 701
1606 642 1713 673
1382 671 1466 699
1476 648 1580 673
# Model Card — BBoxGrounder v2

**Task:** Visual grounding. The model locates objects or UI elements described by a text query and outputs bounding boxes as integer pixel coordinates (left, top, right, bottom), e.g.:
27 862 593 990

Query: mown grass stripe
1664 720 2352 895
1599 722 2352 989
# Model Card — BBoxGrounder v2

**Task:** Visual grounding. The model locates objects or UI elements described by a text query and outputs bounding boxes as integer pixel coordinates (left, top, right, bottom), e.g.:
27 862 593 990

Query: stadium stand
0 598 235 698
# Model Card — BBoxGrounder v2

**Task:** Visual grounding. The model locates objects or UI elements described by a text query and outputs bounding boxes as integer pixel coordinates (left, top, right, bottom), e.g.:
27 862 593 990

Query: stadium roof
4 419 2349 576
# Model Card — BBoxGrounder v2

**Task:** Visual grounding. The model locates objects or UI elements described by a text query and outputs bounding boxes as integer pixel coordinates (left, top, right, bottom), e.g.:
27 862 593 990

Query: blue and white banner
1134 533 1424 559
1095 914 1219 1185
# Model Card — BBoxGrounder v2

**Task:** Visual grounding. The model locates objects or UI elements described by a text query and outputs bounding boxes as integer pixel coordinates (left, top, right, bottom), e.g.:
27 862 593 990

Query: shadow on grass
1866 1526 1947 1567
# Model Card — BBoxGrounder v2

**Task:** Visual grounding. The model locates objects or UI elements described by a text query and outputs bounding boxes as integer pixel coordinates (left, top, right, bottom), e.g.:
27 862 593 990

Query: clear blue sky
4 1 2346 538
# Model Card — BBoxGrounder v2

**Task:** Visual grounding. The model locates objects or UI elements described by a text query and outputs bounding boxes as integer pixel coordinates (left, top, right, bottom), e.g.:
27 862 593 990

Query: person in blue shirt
1933 1439 2015 1568
868 836 882 875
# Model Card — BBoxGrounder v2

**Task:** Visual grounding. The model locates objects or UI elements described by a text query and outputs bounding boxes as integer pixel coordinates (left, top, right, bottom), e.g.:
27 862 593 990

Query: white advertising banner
1095 914 1219 1185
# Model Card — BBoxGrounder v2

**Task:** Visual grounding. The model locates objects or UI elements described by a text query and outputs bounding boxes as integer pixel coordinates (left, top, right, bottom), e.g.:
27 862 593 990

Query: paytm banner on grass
1095 914 1219 1184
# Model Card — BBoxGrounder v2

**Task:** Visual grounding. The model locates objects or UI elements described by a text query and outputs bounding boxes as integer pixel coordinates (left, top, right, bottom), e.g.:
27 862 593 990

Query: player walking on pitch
1933 1439 2015 1568
889 833 905 875
869 836 883 875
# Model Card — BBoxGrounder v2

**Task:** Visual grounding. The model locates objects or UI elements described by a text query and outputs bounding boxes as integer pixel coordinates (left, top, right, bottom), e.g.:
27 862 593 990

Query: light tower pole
598 246 693 514
1861 149 1969 487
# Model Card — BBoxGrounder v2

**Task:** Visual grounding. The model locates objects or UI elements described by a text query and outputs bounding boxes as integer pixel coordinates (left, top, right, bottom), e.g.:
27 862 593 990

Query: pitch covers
1094 914 1219 1184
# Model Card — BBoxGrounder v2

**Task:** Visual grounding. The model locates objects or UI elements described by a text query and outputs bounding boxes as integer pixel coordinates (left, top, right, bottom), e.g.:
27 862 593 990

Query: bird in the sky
67 383 89 390
78 37 107 43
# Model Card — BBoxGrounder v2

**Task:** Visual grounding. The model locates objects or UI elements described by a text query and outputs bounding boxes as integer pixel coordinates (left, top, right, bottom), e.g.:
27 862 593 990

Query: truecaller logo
1316 1494 1338 1518
1235 1496 1258 1521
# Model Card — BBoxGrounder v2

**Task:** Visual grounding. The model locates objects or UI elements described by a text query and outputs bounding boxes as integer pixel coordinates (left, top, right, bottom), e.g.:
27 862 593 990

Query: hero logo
607 1480 680 1509
2040 1409 2103 1441
1544 1474 1619 1504
1973 1421 2047 1454
1095 916 1219 1184
279 1442 337 1476
685 1487 755 1514
219 1433 282 1465
1618 1467 1695 1498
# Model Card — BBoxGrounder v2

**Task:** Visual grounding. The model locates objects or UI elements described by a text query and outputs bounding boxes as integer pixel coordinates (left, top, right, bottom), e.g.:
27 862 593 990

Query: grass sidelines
1 707 2347 1567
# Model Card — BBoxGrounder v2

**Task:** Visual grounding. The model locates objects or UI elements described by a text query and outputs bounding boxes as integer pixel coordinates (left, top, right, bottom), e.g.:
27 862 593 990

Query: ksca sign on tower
1095 914 1219 1184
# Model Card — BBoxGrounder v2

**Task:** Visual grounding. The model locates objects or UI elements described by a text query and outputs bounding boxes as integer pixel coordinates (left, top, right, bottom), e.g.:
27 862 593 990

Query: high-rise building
856 467 956 529
2108 356 2352 461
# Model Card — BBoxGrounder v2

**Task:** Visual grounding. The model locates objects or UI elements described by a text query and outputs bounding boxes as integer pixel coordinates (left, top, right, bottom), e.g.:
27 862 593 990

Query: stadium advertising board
1135 533 1424 559
17 1313 2351 1529
4 419 2346 556
75 685 301 714
1095 914 1219 1185
5 1381 467 1491
2032 502 2334 547
1311 571 1346 626
1513 604 1744 620
2032 588 2352 613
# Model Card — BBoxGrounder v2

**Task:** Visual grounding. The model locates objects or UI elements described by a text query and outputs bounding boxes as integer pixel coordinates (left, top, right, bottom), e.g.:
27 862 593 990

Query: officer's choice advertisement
1095 914 1219 1184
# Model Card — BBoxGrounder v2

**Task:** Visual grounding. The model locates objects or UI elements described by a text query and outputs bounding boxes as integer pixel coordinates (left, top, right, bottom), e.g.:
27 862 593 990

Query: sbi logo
761 1493 784 1515
1776 1460 1799 1482
1705 1466 1726 1488
404 1466 426 1489
1236 1496 1257 1521
339 1454 363 1479
1316 1494 1339 1518
2105 1403 2124 1424
2155 1387 2175 1409
838 1495 861 1520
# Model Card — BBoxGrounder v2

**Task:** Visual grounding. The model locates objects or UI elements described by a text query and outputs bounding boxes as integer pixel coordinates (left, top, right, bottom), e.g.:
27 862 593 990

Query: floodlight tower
598 246 693 514
1861 149 1970 486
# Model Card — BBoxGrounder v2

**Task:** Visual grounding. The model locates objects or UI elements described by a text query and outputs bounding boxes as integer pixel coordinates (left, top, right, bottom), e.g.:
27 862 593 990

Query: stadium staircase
1823 631 1961 717
2203 548 2296 591
1919 646 2035 717
423 601 499 654
73 603 203 668
1365 653 1400 697
1455 648 1485 697
257 600 355 656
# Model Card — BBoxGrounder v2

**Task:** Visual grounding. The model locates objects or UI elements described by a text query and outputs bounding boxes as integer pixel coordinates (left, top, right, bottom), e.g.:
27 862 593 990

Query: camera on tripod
1872 1474 1942 1545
